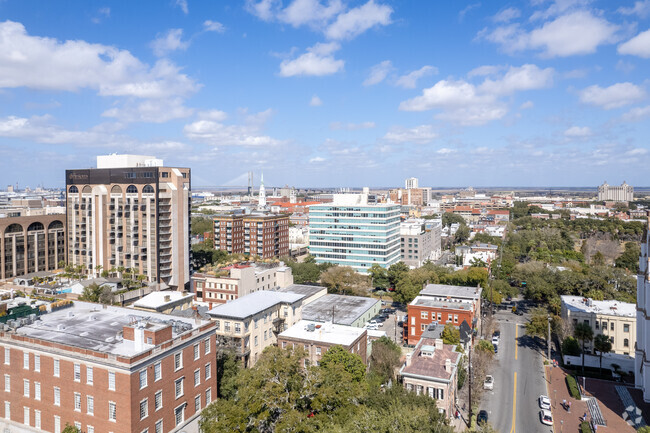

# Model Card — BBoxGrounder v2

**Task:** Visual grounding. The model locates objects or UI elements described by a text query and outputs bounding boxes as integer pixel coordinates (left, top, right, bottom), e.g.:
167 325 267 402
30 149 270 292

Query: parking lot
365 303 406 344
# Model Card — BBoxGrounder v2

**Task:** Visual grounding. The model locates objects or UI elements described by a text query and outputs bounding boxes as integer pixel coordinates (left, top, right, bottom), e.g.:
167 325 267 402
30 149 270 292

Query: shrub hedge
566 374 582 400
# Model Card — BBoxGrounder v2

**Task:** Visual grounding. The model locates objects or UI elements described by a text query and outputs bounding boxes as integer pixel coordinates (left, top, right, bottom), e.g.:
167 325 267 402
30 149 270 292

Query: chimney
192 306 200 324
405 352 412 367
435 338 443 350
445 358 452 373
164 294 171 302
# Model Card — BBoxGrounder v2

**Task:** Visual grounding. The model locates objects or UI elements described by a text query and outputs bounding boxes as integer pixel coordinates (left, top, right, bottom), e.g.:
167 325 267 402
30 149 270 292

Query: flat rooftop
411 296 473 311
207 291 305 320
420 284 482 300
302 294 380 326
561 296 635 318
279 320 366 346
133 291 194 309
14 301 209 357
276 284 327 298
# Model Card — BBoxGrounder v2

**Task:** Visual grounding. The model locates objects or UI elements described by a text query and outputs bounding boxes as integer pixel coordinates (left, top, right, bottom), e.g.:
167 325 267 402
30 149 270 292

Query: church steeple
258 172 266 208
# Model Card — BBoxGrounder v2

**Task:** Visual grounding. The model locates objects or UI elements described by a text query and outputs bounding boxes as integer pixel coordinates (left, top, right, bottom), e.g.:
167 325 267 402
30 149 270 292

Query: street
482 308 553 433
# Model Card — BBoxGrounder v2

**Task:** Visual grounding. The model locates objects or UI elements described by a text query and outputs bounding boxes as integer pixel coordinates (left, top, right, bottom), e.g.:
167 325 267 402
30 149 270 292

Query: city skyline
0 0 649 187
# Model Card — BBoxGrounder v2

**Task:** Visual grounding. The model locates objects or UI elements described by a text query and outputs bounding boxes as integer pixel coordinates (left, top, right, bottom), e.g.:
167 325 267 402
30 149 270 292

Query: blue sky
0 0 649 188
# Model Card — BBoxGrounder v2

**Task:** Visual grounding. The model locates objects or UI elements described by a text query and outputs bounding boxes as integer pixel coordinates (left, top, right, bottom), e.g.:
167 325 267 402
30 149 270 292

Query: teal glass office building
308 202 401 273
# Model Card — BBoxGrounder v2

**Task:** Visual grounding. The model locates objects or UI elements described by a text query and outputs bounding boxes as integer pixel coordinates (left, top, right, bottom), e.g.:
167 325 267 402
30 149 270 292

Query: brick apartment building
0 301 216 433
213 213 289 259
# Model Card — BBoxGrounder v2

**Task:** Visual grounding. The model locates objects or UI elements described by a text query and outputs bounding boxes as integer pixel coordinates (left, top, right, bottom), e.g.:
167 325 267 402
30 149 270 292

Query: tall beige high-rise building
598 181 633 202
66 155 191 290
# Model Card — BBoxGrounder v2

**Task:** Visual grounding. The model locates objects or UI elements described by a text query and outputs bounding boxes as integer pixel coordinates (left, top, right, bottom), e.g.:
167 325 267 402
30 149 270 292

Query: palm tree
574 322 594 374
593 334 612 377
95 265 103 277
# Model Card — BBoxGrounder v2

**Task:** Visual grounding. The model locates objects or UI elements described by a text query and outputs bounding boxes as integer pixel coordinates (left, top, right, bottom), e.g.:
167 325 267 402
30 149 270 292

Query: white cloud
279 42 344 77
383 125 437 144
183 109 282 147
618 29 650 58
175 0 189 14
468 65 504 77
579 82 646 109
279 0 343 28
564 126 592 137
309 156 326 163
198 110 228 121
621 105 650 122
363 60 392 86
520 100 534 109
436 148 456 154
493 7 521 23
616 60 635 73
310 95 323 106
625 148 648 156
458 3 480 21
151 29 190 57
618 0 650 18
203 20 225 33
479 64 554 95
0 21 198 99
395 65 438 89
530 0 592 21
246 0 279 21
102 97 194 123
325 0 392 40
479 11 619 57
92 7 111 23
330 121 375 130
0 115 105 144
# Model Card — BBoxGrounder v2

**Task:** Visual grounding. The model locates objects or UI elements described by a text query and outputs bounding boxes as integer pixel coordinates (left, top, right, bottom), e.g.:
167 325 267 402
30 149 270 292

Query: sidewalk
546 366 636 433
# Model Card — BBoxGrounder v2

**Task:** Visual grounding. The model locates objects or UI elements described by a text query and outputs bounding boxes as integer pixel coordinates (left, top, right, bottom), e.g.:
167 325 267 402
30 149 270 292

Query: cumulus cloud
279 42 344 77
175 0 189 14
479 10 619 57
492 7 521 23
183 109 283 147
151 29 190 57
325 0 392 40
309 156 326 163
618 0 650 18
203 20 226 33
310 95 323 106
579 82 646 109
621 105 650 122
520 100 534 109
102 98 194 123
399 64 553 125
329 121 375 130
279 0 343 28
618 29 650 58
0 21 199 99
383 125 437 144
564 126 592 137
246 0 278 21
395 65 438 89
363 60 392 86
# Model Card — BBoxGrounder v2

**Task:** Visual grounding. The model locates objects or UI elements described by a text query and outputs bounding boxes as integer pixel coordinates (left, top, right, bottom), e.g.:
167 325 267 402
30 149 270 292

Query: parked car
491 336 499 346
477 410 488 425
483 375 494 390
538 395 551 410
539 409 553 426
368 320 378 326
365 323 379 330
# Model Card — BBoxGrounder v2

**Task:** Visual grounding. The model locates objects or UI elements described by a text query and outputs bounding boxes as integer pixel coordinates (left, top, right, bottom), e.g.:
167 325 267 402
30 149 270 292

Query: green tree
216 350 240 399
368 264 389 289
615 242 640 273
368 336 402 383
561 337 581 356
593 333 612 377
592 251 605 266
62 424 80 433
476 340 495 354
574 322 594 374
441 323 460 345
387 262 409 289
442 212 466 227
320 345 366 382
454 224 470 243
320 266 368 296
191 216 214 237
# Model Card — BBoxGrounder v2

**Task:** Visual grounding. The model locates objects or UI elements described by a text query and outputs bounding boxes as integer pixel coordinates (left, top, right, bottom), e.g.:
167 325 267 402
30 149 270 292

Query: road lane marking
509 372 517 433
515 324 518 360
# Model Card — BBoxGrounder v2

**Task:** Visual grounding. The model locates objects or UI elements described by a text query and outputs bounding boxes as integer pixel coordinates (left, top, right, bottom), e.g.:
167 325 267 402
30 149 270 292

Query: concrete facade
213 213 289 259
598 181 633 202
400 219 441 268
301 294 381 328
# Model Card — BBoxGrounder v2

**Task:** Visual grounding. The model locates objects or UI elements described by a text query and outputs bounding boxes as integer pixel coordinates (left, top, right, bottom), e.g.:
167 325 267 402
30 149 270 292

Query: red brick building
0 301 216 433
213 213 289 259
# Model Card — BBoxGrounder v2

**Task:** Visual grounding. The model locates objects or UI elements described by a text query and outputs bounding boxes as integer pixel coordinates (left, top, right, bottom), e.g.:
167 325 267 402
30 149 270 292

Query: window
4 375 9 392
411 327 415 335
624 338 630 347
194 369 200 387
454 315 458 323
87 366 93 384
175 404 185 426
140 399 148 420
73 393 81 411
411 316 415 325
282 341 287 349
4 401 9 420
54 387 60 406
254 336 258 347
53 359 60 377
224 322 231 332
23 406 29 425
206 388 212 405
234 323 241 333
24 352 29 370
126 184 137 192
264 331 267 341
150 362 161 382
155 420 163 433
34 355 40 372
611 322 615 331
74 422 81 430
610 337 615 344
74 363 81 381
204 338 210 355
87 396 94 415
174 352 183 371
108 402 116 421
108 372 116 390
54 416 61 433
140 369 148 389
421 311 428 319
23 379 29 397
624 324 630 332
155 391 163 411
595 321 599 329
194 344 200 360
87 426 94 433
34 410 41 429
34 382 40 401
4 348 9 365
316 347 321 355
421 324 427 331
175 377 184 398
195 395 201 412
205 363 211 380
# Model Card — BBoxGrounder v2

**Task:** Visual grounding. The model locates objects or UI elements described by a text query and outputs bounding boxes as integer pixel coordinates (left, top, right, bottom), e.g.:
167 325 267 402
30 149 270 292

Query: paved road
482 309 553 433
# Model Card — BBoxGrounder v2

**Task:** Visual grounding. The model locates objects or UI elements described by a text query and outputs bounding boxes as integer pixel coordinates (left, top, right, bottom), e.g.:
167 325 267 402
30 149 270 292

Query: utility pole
547 315 552 360
468 347 472 425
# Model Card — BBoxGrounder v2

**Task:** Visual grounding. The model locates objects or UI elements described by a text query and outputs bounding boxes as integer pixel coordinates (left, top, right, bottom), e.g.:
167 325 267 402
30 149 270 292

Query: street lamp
554 389 556 408
547 315 552 360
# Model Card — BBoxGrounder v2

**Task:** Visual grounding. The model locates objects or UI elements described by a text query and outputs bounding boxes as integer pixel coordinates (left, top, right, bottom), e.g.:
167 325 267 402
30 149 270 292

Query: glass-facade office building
308 203 401 273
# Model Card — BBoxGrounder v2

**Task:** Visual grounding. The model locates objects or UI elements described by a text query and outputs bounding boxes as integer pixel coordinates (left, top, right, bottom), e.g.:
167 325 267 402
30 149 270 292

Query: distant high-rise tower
405 177 419 189
259 172 267 208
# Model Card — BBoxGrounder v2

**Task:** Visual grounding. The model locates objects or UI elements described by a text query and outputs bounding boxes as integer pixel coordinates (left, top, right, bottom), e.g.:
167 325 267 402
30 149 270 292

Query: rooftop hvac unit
306 323 316 332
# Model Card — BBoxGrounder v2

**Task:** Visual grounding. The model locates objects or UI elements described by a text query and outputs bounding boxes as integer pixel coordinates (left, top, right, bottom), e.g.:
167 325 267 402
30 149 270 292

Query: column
44 229 50 272
23 228 28 275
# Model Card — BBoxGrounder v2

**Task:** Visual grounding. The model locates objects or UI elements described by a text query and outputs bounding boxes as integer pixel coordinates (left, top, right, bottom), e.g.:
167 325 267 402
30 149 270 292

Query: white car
538 395 551 410
483 375 494 390
540 409 553 426
491 336 499 345
365 323 379 330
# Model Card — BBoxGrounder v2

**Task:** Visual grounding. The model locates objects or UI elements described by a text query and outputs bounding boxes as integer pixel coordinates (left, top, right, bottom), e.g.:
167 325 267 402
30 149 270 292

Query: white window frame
34 409 41 429
23 406 29 426
74 363 81 382
87 366 93 385
87 395 94 415
108 371 116 391
54 387 60 406
194 394 201 412
23 352 29 370
4 347 9 365
155 390 163 411
34 354 40 372
155 420 163 433
54 415 61 433
206 387 212 405
4 374 9 392
23 379 29 397
87 426 94 433
204 338 210 355
139 369 148 389
174 403 185 427
108 401 116 422
34 382 41 401
53 359 60 377
193 344 200 360
175 377 184 399
139 398 148 420
4 401 9 420
154 362 162 381
194 369 200 387
174 352 183 371
74 392 81 412
205 363 211 380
